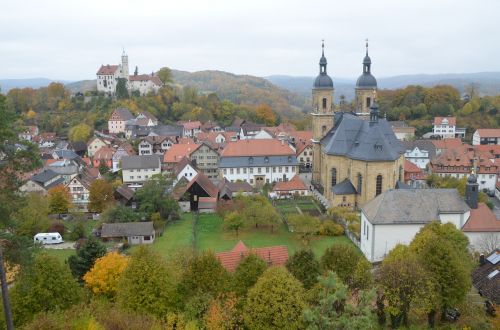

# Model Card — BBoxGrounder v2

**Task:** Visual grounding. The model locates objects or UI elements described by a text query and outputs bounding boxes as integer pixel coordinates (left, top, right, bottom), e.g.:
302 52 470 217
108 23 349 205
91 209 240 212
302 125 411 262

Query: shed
101 221 155 245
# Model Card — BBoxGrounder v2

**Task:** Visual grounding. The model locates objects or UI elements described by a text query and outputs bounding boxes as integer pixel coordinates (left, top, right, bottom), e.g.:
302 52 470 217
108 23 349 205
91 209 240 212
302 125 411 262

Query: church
311 42 405 209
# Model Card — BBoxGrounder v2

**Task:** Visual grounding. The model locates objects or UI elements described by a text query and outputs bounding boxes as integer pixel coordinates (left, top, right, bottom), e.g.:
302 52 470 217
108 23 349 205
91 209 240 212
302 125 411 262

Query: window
230 169 234 174
366 97 371 108
130 176 134 179
250 168 254 174
237 168 240 174
223 169 227 175
331 168 337 187
273 167 276 173
243 168 247 174
279 167 282 173
285 167 289 173
266 167 270 173
322 97 327 110
258 167 262 174
399 165 403 182
357 173 362 194
322 125 327 134
250 179 254 184
376 175 383 196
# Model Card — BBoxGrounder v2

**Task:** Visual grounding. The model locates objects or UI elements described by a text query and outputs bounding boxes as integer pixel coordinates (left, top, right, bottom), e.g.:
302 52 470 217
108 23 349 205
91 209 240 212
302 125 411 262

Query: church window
366 97 371 108
322 126 327 134
322 97 327 110
376 175 382 196
357 173 362 194
331 168 337 187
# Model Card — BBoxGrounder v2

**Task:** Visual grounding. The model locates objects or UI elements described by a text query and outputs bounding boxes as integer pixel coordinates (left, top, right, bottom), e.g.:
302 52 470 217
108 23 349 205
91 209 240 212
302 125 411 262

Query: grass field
44 248 75 264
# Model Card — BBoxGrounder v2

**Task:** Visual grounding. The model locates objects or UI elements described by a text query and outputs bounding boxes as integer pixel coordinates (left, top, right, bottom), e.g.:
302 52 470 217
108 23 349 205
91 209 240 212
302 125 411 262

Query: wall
220 165 298 186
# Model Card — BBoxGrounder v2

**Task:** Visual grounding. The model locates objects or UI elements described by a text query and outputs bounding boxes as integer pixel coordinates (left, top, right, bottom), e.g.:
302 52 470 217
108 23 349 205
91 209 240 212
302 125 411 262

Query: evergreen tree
116 78 129 99
68 237 107 281
286 249 320 289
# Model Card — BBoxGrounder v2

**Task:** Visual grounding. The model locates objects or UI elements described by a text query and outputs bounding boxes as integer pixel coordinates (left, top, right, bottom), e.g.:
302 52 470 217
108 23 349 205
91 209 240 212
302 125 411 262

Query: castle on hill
96 51 163 96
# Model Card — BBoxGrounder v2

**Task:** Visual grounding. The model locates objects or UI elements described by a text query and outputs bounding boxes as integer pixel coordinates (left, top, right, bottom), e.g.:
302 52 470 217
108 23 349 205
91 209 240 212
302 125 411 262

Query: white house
178 121 202 137
433 117 456 139
66 173 93 212
129 74 162 96
112 144 134 172
401 140 436 169
473 129 500 145
108 108 135 134
121 155 161 190
101 222 155 245
174 157 199 183
87 136 112 157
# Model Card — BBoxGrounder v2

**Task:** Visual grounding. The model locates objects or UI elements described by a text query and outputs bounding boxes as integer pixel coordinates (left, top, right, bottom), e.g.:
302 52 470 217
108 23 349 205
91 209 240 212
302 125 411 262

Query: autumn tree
286 249 320 290
88 179 114 213
68 123 92 142
68 237 107 281
223 211 244 237
321 244 361 287
83 252 130 299
10 253 82 326
240 195 280 232
157 67 173 84
243 267 306 330
204 293 242 330
232 253 267 296
288 214 320 245
47 185 72 214
255 103 277 126
13 193 50 237
180 251 229 298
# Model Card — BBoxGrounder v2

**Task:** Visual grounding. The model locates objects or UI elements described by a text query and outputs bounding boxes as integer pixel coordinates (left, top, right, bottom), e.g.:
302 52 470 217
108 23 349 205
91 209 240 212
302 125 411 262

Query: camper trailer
33 232 64 245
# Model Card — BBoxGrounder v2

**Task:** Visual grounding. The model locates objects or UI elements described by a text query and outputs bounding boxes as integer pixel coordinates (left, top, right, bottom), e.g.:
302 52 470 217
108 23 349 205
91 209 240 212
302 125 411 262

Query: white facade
297 145 313 170
129 78 161 96
404 147 430 169
433 118 456 138
436 172 497 192
176 164 198 183
108 119 128 134
66 177 90 211
465 232 500 252
473 130 500 145
87 138 108 157
122 166 161 190
220 165 298 186
112 147 131 172
138 140 153 155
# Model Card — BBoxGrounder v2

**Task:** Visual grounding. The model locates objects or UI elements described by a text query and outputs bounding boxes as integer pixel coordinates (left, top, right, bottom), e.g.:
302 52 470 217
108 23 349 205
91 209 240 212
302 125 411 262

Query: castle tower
355 40 377 117
121 50 129 80
311 41 335 183
465 172 479 209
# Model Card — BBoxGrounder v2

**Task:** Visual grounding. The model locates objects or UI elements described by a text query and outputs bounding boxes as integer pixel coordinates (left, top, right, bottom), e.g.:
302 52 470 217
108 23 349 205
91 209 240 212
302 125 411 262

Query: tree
68 123 92 142
232 253 267 296
476 232 500 253
321 244 361 287
288 214 320 245
157 67 173 85
351 258 373 291
255 104 277 126
100 204 142 223
243 267 305 330
377 245 437 328
204 293 242 330
135 174 179 219
10 253 82 326
117 246 175 318
13 193 50 237
68 237 107 281
303 271 376 330
286 249 320 289
47 185 71 214
223 211 244 237
116 78 129 99
88 179 114 213
83 252 129 299
181 251 229 297
240 195 280 232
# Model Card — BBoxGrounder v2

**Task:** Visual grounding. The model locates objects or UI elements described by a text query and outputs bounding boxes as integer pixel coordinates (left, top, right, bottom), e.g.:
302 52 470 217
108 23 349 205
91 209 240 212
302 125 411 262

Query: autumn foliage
84 252 129 299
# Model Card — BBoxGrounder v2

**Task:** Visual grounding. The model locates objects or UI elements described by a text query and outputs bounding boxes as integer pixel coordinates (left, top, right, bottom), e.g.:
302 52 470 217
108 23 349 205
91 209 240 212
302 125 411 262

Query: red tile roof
462 203 500 232
430 145 498 175
93 146 116 161
163 143 200 163
404 159 427 181
474 145 500 157
433 116 456 126
97 65 119 75
295 140 312 156
431 138 463 150
221 139 295 157
476 129 500 138
216 241 289 272
178 121 202 130
129 74 162 85
273 175 308 192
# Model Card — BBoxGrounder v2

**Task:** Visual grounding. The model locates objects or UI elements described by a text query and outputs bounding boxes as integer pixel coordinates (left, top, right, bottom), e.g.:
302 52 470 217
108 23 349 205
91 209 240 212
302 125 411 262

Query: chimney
479 254 485 266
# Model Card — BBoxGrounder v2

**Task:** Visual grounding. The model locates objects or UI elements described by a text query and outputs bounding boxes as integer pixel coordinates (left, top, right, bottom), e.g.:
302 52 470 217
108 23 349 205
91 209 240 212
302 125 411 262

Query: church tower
355 40 377 117
121 50 129 80
312 41 335 183
465 172 479 209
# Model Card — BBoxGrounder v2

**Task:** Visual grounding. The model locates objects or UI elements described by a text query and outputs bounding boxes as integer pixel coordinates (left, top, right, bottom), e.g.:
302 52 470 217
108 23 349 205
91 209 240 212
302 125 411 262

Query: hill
0 78 72 93
65 80 96 93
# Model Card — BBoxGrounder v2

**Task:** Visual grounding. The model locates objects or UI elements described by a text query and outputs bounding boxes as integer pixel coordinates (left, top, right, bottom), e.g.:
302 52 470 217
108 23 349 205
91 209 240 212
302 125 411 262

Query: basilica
311 42 405 208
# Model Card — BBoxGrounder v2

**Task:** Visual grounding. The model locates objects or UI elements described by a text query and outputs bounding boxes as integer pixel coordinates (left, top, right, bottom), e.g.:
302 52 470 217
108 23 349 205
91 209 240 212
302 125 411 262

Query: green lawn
44 248 75 263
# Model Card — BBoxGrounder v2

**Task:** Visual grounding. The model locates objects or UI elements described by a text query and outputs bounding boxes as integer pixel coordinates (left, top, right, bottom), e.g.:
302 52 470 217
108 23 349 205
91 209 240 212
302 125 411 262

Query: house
389 121 416 141
178 121 202 137
295 139 313 172
121 155 162 190
138 136 173 155
201 121 224 133
174 157 199 183
429 145 498 192
401 140 436 169
34 132 57 148
271 175 310 198
101 222 155 245
216 241 289 272
219 139 299 187
52 149 79 161
172 172 219 212
473 129 500 145
112 143 135 172
114 184 135 207
47 159 80 183
432 117 465 139
87 136 111 157
430 137 463 155
404 159 427 188
162 143 200 174
92 146 115 168
218 179 254 200
135 111 158 127
239 122 265 139
125 124 183 140
19 169 64 195
19 126 39 141
69 141 88 157
108 108 135 134
66 172 94 211
472 251 500 304
360 189 470 262
190 142 220 180
128 73 162 96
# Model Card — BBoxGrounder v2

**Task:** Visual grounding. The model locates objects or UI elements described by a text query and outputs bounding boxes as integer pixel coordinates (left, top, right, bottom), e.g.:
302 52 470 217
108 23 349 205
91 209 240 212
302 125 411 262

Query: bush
348 222 360 239
48 220 65 236
319 221 344 236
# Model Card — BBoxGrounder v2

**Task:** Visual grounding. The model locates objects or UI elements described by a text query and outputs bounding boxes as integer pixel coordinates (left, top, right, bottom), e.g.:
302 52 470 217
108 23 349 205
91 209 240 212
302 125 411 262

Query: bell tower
121 49 129 80
311 41 335 183
355 40 377 117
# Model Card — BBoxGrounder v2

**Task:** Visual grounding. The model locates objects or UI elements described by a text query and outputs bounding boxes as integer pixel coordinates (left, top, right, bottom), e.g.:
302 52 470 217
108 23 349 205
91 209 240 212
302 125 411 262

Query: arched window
357 173 362 194
366 97 371 108
376 175 383 196
399 165 403 182
322 97 327 110
322 125 327 134
331 168 337 187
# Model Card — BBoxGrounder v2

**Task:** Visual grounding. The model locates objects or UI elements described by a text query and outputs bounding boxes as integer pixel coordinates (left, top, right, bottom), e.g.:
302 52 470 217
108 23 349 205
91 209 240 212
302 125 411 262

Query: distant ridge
0 78 73 93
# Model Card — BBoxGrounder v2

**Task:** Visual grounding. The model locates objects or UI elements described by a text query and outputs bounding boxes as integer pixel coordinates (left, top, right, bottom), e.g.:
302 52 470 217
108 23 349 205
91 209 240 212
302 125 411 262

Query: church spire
319 39 328 75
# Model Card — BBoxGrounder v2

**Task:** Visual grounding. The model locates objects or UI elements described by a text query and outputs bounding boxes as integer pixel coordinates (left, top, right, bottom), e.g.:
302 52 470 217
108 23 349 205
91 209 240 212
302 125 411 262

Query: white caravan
33 232 64 245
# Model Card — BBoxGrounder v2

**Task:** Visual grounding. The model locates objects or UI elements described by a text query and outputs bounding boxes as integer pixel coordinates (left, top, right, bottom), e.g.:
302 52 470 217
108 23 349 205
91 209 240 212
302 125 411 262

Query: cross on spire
322 39 325 56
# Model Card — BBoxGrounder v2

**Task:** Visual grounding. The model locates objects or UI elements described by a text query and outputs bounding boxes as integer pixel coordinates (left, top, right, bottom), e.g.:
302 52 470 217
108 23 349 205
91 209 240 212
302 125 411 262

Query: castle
311 41 405 208
96 51 163 96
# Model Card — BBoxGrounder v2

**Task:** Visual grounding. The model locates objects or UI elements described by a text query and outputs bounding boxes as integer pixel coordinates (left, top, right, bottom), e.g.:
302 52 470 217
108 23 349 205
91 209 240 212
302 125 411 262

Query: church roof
332 178 357 195
356 73 377 88
320 112 404 161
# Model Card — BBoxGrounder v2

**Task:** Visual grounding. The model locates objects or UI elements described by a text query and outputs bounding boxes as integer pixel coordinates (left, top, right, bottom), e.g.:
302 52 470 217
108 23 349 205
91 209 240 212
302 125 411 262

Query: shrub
48 220 66 236
319 221 344 236
348 222 360 239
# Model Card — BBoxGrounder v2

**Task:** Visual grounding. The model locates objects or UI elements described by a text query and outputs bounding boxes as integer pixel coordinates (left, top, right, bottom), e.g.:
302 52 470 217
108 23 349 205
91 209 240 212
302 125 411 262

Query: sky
1 0 499 80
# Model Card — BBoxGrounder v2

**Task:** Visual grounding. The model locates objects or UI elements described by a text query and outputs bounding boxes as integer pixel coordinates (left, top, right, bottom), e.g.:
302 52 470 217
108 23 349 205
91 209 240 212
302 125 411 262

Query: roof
221 139 295 157
404 159 422 173
475 128 500 138
216 241 289 272
273 175 308 192
362 189 469 225
332 178 357 195
173 157 196 176
401 140 437 159
93 146 116 160
462 203 500 232
163 143 200 163
129 74 162 85
219 179 253 199
115 184 135 201
430 138 463 150
31 169 60 184
356 72 377 88
313 73 333 89
101 222 154 238
111 108 135 121
178 121 202 130
97 65 119 75
69 141 87 152
53 149 79 160
219 155 298 168
472 250 500 304
430 145 498 174
172 172 219 199
434 117 456 126
320 112 404 162
295 140 312 156
121 155 161 170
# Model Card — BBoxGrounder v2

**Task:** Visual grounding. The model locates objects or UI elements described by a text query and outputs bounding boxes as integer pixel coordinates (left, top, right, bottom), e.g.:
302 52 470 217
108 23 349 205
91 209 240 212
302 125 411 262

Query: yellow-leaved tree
83 252 129 299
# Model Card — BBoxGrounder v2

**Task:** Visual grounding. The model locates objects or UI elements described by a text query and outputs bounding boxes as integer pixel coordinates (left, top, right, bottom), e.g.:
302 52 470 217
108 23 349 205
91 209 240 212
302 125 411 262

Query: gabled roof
273 175 308 192
31 169 60 184
163 143 200 163
115 184 135 201
216 241 289 272
404 159 422 173
475 128 500 138
101 222 154 238
434 116 456 126
110 108 135 121
129 74 162 86
295 140 312 156
174 157 197 176
401 140 437 159
430 138 463 150
53 149 79 160
97 65 119 75
221 139 295 157
93 146 116 160
462 203 500 232
472 250 500 304
332 178 357 195
320 113 404 162
121 155 161 170
171 172 219 200
362 189 469 225
178 121 202 130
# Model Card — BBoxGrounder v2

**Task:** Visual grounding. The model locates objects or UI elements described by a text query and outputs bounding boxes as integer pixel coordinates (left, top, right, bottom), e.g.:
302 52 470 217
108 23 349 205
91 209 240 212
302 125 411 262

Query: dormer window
249 157 254 164
264 156 269 163
288 156 292 163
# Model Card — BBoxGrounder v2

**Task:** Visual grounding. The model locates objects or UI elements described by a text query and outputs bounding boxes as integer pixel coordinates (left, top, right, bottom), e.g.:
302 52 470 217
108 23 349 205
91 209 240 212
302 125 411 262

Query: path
299 173 331 209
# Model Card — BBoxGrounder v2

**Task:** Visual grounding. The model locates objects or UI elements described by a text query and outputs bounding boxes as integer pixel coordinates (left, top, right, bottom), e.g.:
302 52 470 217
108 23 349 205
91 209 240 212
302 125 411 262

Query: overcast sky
1 0 499 80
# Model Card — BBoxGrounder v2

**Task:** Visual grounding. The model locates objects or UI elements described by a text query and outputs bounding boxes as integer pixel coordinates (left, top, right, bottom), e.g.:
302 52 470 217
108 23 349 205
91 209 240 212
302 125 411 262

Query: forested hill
171 70 308 119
